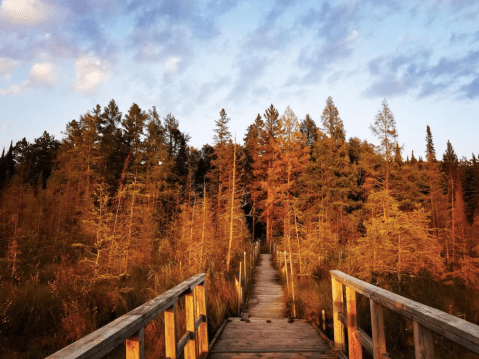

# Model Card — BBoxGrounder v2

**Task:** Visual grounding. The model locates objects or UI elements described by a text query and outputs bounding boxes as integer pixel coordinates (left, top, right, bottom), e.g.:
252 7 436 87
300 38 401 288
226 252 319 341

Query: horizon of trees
2 96 479 356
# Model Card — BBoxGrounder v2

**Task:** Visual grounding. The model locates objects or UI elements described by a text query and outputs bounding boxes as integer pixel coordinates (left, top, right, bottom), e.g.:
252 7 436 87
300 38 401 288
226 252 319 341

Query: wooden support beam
414 321 434 359
196 282 209 357
126 328 144 359
185 290 196 359
346 286 362 359
165 303 177 359
356 328 373 355
332 277 345 352
370 300 387 359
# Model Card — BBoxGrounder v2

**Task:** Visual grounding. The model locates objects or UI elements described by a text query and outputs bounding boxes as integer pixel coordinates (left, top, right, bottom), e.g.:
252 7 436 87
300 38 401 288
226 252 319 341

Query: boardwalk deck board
208 254 337 359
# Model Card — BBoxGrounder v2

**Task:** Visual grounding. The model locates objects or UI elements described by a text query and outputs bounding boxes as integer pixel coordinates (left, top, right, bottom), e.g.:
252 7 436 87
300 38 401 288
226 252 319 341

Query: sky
0 0 478 159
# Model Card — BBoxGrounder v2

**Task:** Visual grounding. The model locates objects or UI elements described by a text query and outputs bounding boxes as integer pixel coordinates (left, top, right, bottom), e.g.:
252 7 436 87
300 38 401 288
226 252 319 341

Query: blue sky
0 0 478 159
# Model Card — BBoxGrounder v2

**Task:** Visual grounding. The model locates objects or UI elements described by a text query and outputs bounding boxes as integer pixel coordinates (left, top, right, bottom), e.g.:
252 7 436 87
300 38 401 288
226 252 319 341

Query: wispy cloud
364 48 479 99
74 56 111 93
0 57 17 77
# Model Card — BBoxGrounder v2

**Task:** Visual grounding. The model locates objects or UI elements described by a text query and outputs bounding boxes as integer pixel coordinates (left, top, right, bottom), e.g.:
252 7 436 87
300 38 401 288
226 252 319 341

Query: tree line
1 96 479 355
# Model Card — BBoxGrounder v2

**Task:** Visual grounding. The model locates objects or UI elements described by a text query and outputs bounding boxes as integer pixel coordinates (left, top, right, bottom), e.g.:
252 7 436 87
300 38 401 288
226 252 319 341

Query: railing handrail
47 273 207 359
331 270 479 358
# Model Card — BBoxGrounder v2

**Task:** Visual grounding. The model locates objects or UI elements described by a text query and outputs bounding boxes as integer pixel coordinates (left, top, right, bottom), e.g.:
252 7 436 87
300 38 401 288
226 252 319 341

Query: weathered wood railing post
195 282 209 357
331 276 345 352
126 328 144 359
289 250 296 318
413 322 434 359
346 286 362 359
244 252 247 284
370 300 386 359
184 290 196 359
165 302 177 359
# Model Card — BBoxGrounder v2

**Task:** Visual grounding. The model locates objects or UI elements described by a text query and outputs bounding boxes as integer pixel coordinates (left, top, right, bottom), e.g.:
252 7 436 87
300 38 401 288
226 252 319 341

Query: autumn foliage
1 98 479 357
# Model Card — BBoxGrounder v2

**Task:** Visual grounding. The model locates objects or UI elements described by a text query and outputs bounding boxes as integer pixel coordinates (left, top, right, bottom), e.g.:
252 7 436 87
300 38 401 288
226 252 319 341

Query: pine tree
442 140 459 263
321 96 345 142
275 106 310 256
244 114 264 241
209 109 232 219
370 99 398 192
254 104 280 243
99 99 124 190
122 103 147 174
426 125 436 162
300 114 318 150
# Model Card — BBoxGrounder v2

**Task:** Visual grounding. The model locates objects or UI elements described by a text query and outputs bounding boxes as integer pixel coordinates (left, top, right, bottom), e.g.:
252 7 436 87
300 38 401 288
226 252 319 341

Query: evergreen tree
122 103 147 174
254 104 280 243
321 96 345 142
99 99 125 190
300 114 318 150
275 106 310 255
0 142 15 188
209 109 232 218
426 125 436 162
244 114 264 241
442 140 459 263
370 99 398 191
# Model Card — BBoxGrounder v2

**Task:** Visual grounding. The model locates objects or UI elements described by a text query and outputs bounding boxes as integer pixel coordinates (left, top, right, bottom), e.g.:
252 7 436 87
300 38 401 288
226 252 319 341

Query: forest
1 97 479 357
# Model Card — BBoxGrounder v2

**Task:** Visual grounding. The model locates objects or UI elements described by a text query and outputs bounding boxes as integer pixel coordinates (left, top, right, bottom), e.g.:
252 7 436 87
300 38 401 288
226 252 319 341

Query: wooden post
346 286 362 359
414 321 434 359
165 303 177 359
370 300 387 359
322 310 326 331
332 277 345 352
239 261 243 310
244 252 247 284
196 282 209 357
289 249 296 317
126 328 144 359
185 291 196 359
284 251 289 295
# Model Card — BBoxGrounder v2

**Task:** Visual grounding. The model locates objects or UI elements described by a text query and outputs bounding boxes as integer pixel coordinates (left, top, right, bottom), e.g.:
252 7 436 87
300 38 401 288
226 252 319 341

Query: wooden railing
331 270 479 359
47 273 208 359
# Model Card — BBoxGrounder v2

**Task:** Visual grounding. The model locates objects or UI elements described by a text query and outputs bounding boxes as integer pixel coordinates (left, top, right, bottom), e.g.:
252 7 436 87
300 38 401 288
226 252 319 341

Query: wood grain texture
413 321 434 359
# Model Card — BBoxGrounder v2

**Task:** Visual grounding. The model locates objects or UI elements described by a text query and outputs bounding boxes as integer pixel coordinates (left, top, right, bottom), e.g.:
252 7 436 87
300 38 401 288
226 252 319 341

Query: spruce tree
426 125 436 162
300 114 318 150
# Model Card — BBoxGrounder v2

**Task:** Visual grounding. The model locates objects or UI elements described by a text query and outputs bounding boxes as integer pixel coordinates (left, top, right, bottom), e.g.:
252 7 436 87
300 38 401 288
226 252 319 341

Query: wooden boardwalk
208 254 337 358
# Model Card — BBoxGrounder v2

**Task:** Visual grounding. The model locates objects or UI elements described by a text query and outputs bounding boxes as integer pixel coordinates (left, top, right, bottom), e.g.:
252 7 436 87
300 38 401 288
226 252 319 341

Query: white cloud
0 57 17 77
30 62 55 84
166 57 181 72
75 56 110 93
0 0 57 25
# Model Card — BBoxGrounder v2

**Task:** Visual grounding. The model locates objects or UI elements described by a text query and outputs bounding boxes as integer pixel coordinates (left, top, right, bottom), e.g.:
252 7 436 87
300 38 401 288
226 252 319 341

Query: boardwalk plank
208 254 336 358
